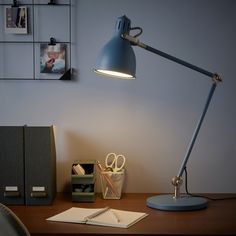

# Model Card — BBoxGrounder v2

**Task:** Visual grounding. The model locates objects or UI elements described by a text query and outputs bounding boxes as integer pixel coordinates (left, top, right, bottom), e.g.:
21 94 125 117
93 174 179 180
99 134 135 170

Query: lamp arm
123 34 223 80
123 34 223 197
176 82 217 178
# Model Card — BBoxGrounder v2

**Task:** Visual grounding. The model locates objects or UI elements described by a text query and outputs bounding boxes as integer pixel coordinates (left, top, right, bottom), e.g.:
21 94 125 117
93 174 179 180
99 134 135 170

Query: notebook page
47 207 103 224
88 208 148 228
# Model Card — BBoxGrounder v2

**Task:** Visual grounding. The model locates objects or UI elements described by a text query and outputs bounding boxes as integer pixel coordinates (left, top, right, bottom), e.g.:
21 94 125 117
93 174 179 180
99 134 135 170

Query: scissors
105 153 126 172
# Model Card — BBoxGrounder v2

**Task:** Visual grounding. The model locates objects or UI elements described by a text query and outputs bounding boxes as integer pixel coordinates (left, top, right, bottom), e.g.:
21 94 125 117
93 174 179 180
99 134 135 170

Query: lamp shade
94 16 136 79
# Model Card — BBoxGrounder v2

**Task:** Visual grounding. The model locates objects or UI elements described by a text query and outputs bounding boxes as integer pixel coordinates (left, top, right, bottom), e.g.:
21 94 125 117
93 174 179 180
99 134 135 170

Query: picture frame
40 43 66 74
4 6 28 34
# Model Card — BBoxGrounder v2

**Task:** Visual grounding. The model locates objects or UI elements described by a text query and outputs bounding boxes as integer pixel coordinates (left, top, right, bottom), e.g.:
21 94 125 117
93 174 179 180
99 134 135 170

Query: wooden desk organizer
71 160 96 202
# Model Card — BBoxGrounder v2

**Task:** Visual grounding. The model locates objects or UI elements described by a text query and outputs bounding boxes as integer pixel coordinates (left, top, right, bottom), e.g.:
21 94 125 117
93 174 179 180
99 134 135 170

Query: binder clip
48 37 56 46
48 0 56 5
12 0 19 7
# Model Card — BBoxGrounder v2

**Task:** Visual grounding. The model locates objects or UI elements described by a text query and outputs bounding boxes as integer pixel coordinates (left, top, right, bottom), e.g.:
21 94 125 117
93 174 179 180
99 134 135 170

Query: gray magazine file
0 126 56 205
0 127 25 205
24 126 56 205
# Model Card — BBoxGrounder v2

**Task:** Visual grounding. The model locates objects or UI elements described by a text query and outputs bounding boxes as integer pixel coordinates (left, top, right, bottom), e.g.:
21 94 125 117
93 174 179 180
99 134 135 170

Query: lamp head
94 15 136 79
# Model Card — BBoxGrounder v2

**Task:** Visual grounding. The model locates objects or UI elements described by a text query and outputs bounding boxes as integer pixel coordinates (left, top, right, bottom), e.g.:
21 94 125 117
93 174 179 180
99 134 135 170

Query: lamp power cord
183 167 236 201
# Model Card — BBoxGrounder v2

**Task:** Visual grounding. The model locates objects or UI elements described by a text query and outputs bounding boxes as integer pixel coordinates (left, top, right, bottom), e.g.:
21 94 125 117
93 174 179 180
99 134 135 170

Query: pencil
86 207 110 220
96 161 119 198
110 210 120 223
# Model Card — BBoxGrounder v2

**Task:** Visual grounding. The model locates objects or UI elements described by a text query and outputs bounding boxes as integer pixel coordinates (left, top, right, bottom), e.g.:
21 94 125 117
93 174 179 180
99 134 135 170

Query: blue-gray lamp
94 15 222 211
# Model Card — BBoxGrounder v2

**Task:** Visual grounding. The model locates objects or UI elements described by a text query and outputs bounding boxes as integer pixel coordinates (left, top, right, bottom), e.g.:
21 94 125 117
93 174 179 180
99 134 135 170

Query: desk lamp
94 15 222 211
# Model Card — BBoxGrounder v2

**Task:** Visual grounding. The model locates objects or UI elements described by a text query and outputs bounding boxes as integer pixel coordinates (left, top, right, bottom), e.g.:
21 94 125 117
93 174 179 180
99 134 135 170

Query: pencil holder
99 169 125 199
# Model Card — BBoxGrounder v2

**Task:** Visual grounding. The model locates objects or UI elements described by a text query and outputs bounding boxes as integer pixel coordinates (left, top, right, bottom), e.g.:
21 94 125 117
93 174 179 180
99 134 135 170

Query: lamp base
146 194 208 211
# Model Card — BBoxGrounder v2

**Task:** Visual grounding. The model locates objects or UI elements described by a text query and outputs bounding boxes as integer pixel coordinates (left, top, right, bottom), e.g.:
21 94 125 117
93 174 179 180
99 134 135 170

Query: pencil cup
100 169 125 199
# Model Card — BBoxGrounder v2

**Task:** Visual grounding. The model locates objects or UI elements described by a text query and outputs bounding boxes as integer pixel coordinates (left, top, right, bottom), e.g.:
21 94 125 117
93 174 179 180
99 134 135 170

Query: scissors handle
105 153 126 172
114 155 125 172
105 153 116 170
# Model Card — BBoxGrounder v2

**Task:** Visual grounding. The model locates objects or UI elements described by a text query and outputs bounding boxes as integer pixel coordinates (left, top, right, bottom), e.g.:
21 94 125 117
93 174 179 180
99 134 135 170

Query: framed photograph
4 6 28 34
40 43 66 74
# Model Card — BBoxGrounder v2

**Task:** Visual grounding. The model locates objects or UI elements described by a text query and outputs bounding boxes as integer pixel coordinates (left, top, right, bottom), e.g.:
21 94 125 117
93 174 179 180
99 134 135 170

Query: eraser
73 164 85 175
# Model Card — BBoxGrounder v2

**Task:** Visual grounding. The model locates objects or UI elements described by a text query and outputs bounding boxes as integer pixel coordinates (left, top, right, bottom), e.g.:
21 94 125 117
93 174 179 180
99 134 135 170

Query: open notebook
47 206 148 228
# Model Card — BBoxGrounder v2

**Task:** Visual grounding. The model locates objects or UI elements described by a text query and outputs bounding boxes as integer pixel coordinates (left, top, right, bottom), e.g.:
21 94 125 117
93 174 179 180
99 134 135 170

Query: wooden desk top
9 193 236 236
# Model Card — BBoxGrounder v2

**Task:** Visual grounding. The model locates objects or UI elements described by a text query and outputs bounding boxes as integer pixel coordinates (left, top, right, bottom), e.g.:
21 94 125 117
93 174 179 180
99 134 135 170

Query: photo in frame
40 43 66 74
4 6 28 34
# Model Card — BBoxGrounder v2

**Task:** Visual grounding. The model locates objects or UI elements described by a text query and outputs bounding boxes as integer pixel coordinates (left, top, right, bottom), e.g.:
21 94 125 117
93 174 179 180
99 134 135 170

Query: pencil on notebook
86 206 120 223
86 207 110 220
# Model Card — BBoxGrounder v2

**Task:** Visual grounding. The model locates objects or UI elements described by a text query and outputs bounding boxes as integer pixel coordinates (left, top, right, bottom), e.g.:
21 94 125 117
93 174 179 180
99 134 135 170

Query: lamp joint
122 34 146 49
172 176 183 199
212 73 222 84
